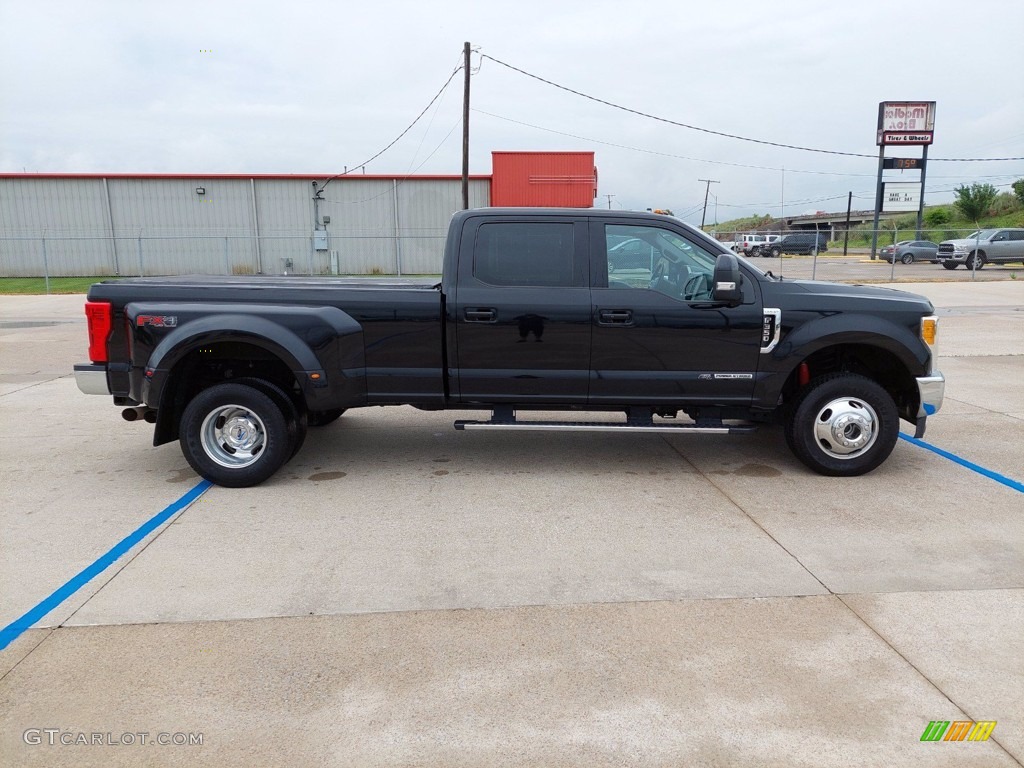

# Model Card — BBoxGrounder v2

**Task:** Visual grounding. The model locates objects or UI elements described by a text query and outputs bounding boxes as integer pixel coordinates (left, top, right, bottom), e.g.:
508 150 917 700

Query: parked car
768 233 829 257
738 234 766 256
937 229 1024 270
751 235 781 257
607 236 656 272
880 240 940 264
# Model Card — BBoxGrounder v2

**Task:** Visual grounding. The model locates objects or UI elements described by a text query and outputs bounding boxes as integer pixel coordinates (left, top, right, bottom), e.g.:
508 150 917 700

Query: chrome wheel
813 397 878 459
200 404 267 468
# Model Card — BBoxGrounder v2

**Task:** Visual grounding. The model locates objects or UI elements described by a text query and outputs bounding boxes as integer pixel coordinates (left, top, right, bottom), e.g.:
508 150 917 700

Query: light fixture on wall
195 187 206 195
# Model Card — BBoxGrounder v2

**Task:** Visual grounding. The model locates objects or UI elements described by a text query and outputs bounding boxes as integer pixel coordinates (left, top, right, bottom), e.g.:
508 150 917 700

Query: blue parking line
0 479 212 652
899 433 1024 494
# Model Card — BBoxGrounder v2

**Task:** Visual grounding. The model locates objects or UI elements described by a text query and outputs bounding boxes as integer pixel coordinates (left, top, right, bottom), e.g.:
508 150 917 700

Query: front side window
604 224 717 301
474 222 574 287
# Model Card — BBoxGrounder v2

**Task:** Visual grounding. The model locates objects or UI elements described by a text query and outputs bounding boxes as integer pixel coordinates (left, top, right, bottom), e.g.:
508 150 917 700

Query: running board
454 419 757 435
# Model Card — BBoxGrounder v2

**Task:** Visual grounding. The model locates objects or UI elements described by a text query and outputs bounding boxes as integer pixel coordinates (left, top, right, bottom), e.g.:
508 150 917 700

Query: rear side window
474 222 575 287
1010 231 1024 241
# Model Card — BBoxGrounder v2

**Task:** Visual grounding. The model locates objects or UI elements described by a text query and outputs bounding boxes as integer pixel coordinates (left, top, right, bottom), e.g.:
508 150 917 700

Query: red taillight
85 301 112 363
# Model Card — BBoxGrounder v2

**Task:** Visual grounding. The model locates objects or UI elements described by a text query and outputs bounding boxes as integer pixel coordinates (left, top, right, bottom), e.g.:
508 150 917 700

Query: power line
473 109 876 177
322 117 463 207
320 64 463 192
479 53 1024 163
475 108 1021 184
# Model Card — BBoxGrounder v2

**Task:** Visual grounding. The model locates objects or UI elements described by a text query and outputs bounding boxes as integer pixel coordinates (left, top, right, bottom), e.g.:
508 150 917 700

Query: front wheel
784 373 899 477
901 252 914 264
967 252 985 270
768 246 781 258
180 382 292 487
942 261 958 270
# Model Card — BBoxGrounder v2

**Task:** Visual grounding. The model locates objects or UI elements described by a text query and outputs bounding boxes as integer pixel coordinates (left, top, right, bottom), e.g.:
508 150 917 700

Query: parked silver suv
937 228 1024 270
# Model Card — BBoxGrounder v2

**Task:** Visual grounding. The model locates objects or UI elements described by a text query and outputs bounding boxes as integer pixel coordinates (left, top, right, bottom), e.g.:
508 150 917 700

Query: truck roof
456 207 675 219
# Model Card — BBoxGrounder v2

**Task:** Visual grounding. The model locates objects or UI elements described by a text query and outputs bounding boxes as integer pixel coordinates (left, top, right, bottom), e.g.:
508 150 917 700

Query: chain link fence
718 227 1023 284
2 227 1021 293
0 231 449 288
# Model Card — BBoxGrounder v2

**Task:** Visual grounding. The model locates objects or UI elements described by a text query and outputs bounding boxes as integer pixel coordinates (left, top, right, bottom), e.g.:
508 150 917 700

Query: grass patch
0 276 116 294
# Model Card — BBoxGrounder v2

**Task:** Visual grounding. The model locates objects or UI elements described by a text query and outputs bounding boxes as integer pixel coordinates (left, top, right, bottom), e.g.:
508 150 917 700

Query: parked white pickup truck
936 228 1024 270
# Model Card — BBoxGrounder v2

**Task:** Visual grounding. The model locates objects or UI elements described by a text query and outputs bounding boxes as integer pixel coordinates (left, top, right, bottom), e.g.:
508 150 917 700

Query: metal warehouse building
0 152 597 277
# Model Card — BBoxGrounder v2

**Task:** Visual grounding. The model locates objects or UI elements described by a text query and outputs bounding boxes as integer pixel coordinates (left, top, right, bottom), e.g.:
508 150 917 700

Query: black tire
942 261 958 270
784 373 899 477
308 408 346 427
769 246 781 258
179 382 291 487
967 252 985 270
231 377 308 460
900 252 914 264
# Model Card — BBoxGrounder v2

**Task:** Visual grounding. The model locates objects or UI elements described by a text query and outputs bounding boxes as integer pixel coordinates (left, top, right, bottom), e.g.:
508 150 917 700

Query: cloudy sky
2 0 1022 225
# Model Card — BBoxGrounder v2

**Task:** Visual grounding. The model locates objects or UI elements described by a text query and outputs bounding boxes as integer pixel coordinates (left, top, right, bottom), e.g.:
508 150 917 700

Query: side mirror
712 252 743 306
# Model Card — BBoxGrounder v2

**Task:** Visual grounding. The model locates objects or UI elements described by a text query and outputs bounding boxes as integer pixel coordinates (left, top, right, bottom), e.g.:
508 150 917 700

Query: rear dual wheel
180 379 310 487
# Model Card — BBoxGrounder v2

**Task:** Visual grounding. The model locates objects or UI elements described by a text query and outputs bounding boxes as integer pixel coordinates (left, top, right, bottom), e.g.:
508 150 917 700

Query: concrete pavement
1 282 1022 766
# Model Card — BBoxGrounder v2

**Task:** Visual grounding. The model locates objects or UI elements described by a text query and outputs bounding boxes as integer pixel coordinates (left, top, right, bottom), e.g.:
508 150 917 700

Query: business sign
883 157 926 170
877 101 936 145
882 182 922 212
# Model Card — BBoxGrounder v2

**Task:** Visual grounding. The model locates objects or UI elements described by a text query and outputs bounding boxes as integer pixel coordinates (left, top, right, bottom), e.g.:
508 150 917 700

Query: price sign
883 157 926 170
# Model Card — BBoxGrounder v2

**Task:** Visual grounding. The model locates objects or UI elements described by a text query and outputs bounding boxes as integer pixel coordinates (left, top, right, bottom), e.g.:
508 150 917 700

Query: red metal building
490 151 597 207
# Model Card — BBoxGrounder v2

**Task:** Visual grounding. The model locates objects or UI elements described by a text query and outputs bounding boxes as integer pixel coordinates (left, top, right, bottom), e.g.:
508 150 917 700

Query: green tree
953 182 998 223
924 207 951 226
1013 178 1024 205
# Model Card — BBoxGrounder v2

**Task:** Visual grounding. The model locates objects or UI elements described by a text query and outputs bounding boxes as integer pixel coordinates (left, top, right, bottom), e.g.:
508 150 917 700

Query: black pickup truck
75 208 944 487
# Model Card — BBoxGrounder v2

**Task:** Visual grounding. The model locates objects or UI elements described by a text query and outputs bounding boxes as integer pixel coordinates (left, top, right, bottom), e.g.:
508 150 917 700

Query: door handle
465 308 497 322
598 309 633 325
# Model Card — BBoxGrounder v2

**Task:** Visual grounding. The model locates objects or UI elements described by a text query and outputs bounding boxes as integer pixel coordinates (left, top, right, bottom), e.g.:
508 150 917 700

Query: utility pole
843 191 852 256
604 194 615 209
461 42 471 210
698 178 719 229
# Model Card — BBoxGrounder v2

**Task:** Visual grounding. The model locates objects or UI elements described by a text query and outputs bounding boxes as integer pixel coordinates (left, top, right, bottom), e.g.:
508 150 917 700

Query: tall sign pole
916 144 929 239
462 42 471 210
869 141 885 261
872 101 936 260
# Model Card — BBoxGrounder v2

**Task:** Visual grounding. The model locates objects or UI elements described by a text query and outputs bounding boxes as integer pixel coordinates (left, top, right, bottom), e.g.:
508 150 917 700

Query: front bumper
74 363 110 395
917 372 945 418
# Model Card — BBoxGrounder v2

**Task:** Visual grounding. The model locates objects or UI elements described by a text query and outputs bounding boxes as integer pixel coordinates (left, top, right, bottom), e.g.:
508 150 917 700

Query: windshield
967 230 997 240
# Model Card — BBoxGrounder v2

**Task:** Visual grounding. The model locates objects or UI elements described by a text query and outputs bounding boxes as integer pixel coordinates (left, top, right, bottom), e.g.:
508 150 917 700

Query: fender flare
757 314 928 406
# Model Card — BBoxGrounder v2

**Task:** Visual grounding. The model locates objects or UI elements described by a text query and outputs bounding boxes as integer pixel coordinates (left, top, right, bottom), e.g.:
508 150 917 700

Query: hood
770 278 934 313
941 237 989 247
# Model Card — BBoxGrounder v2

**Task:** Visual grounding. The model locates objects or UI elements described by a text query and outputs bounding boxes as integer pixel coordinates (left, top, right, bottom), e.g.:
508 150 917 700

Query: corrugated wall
0 175 491 276
0 178 114 275
491 152 597 208
108 178 257 275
